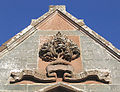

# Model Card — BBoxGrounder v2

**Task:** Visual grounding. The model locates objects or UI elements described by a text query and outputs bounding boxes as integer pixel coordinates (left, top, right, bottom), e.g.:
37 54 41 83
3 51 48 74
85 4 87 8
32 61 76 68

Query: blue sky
0 0 119 49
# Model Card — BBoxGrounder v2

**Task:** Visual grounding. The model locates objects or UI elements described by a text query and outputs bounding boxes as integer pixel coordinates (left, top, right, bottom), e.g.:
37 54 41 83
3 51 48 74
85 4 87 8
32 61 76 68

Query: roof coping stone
49 5 66 12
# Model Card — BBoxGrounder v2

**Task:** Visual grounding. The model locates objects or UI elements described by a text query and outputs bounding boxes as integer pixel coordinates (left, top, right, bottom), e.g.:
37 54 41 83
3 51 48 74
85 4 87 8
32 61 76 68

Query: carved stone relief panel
9 32 111 84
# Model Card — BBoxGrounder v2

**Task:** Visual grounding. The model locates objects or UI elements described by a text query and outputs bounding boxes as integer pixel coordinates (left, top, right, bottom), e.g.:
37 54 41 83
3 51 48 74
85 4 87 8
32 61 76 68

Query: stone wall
0 30 39 84
0 30 120 92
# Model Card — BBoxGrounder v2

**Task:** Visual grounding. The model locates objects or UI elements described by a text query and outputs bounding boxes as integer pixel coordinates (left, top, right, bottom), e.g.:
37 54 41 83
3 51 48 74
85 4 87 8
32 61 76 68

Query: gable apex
36 11 78 30
0 5 120 61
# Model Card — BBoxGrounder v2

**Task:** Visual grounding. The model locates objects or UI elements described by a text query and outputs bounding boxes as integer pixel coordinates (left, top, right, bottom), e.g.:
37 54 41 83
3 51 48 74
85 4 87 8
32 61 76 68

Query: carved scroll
46 59 74 78
10 69 111 84
64 69 111 84
10 70 56 83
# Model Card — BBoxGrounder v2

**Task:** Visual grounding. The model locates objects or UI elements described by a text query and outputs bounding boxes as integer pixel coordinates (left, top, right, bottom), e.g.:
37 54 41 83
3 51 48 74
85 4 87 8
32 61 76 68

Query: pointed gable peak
31 5 84 27
0 5 120 61
36 10 78 30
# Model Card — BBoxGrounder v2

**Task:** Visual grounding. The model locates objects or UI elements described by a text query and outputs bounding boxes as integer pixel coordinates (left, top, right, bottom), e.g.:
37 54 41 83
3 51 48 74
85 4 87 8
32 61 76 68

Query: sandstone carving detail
10 70 56 83
10 32 111 84
10 69 111 84
46 58 74 78
64 69 111 84
39 32 80 62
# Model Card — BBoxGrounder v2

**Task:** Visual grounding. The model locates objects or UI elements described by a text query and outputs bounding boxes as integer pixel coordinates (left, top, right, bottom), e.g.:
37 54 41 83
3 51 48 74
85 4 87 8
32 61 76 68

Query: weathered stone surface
49 5 66 12
0 85 27 91
85 84 111 92
79 31 120 84
27 85 49 92
0 30 119 85
0 5 120 92
0 31 40 84
0 84 120 92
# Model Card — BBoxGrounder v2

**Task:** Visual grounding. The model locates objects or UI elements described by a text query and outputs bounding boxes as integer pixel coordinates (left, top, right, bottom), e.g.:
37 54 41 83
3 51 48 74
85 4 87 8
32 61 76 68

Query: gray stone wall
0 84 119 92
79 30 120 85
0 30 120 92
0 30 40 84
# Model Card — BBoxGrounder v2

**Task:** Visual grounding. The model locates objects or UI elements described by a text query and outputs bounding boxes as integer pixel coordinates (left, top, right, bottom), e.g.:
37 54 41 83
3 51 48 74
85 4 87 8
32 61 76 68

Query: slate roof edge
0 5 119 61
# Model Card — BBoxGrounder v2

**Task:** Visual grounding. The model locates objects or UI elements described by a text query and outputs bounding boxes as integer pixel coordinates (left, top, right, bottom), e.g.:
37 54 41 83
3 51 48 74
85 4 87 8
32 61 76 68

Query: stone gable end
0 5 120 92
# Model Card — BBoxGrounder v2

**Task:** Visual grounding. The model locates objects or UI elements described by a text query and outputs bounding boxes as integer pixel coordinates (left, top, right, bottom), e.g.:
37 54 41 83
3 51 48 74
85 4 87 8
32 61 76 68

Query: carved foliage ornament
39 32 80 62
10 32 111 84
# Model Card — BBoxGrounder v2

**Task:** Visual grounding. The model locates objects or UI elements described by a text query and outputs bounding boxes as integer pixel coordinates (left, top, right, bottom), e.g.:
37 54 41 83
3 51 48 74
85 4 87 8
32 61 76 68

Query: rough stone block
27 85 49 92
0 85 27 91
85 85 110 92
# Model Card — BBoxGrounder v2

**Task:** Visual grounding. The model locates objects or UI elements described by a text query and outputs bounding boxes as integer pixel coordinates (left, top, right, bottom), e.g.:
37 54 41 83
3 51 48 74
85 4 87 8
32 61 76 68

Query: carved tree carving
10 32 111 84
39 32 80 62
